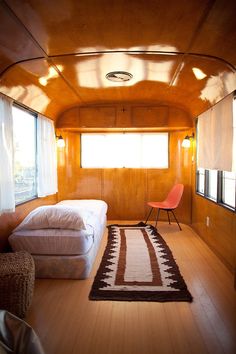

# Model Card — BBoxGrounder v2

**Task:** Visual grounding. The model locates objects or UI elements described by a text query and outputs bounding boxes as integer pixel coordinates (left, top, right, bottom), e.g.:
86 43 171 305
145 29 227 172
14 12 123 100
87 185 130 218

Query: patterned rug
89 223 193 302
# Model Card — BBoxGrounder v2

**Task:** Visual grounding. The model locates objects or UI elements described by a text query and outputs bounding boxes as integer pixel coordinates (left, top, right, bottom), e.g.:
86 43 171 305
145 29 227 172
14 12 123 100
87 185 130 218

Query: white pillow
14 205 92 231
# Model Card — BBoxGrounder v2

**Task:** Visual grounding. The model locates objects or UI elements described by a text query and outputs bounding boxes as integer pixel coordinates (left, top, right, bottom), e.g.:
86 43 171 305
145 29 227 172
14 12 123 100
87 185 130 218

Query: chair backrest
165 184 184 209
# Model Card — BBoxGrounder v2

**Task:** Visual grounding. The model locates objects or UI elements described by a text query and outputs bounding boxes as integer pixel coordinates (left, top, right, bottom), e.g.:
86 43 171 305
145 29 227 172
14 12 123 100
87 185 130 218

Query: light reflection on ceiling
0 84 50 112
192 67 207 80
39 65 64 86
75 54 146 88
200 72 236 104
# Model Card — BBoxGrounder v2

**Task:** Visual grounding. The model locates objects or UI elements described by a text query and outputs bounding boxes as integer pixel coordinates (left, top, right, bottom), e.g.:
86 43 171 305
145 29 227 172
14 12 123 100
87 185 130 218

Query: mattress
9 199 107 255
33 214 106 279
9 226 94 256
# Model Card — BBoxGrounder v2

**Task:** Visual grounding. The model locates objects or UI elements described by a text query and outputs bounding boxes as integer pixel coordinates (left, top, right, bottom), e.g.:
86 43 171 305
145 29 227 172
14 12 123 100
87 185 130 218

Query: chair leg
167 210 171 225
154 208 160 228
171 210 182 231
145 207 153 224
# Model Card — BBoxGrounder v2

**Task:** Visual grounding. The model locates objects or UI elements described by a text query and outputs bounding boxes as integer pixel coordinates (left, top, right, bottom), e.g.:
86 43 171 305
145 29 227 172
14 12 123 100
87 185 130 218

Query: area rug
89 223 192 302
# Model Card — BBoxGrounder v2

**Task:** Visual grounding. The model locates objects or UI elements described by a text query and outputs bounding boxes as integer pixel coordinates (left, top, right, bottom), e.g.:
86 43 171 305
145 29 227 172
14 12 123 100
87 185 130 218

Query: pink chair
145 184 184 230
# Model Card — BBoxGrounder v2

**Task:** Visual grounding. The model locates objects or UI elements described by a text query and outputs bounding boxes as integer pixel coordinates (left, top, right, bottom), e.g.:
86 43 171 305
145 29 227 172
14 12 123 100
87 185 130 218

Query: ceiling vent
105 71 133 82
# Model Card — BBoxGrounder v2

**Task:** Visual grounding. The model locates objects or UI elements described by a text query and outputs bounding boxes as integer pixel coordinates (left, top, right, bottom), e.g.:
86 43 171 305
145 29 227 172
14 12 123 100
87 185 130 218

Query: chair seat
147 201 175 210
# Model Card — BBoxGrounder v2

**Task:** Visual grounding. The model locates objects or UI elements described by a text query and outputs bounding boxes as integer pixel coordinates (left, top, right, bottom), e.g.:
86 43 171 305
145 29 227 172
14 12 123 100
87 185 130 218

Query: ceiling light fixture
106 71 133 82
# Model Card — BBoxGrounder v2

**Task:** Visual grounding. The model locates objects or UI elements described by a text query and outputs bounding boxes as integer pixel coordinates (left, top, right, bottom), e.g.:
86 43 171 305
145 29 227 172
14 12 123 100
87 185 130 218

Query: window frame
196 168 205 195
12 103 38 206
220 171 236 209
196 168 236 212
205 169 218 202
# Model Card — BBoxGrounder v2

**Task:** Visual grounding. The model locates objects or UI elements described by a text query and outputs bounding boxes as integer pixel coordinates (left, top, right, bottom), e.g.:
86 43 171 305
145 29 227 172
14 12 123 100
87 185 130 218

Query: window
12 105 37 204
196 168 236 210
221 171 236 208
207 169 217 201
81 133 169 168
196 168 205 194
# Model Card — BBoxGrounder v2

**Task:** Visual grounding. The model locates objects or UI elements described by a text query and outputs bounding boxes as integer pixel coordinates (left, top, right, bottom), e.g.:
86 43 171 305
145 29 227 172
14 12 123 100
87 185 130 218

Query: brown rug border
89 222 193 302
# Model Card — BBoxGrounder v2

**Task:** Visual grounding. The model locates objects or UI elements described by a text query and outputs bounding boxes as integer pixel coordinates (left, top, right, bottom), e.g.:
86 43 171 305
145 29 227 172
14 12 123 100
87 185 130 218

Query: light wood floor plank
25 221 236 354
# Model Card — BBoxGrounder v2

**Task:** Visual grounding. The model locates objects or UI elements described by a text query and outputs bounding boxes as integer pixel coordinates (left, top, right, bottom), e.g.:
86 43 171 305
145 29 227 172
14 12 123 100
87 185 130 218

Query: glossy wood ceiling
0 0 235 121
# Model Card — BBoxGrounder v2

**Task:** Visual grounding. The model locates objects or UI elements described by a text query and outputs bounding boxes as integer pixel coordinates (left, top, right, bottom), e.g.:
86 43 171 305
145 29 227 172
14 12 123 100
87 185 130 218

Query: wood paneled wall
192 194 236 273
191 166 236 273
0 195 57 252
190 137 236 274
57 130 193 223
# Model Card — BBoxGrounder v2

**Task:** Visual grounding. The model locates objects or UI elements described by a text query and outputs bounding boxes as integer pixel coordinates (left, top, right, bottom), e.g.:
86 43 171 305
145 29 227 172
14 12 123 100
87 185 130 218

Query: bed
8 199 108 279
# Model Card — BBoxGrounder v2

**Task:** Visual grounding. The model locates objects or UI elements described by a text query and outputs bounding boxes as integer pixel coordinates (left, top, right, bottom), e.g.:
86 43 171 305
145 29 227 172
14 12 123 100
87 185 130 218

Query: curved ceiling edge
1 50 235 78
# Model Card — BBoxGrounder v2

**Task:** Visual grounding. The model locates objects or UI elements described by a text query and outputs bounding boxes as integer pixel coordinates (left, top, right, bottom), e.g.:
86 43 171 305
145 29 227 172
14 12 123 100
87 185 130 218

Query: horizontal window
81 133 169 168
196 168 236 210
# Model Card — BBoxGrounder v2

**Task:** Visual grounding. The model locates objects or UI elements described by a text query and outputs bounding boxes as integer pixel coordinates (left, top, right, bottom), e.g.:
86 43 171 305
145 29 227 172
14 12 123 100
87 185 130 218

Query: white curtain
0 94 15 214
37 114 58 197
197 93 234 172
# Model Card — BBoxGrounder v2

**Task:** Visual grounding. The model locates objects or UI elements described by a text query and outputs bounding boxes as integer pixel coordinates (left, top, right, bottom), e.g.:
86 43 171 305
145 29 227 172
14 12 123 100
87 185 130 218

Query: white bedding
9 199 107 268
57 199 108 220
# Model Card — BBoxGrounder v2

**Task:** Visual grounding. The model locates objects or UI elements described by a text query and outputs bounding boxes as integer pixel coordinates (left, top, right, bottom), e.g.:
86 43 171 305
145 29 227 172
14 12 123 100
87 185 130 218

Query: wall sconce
182 133 194 148
56 134 65 148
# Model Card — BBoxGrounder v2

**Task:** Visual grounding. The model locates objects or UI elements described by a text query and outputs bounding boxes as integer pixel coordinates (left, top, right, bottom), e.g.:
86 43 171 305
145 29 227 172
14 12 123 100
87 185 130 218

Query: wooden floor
26 221 236 354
